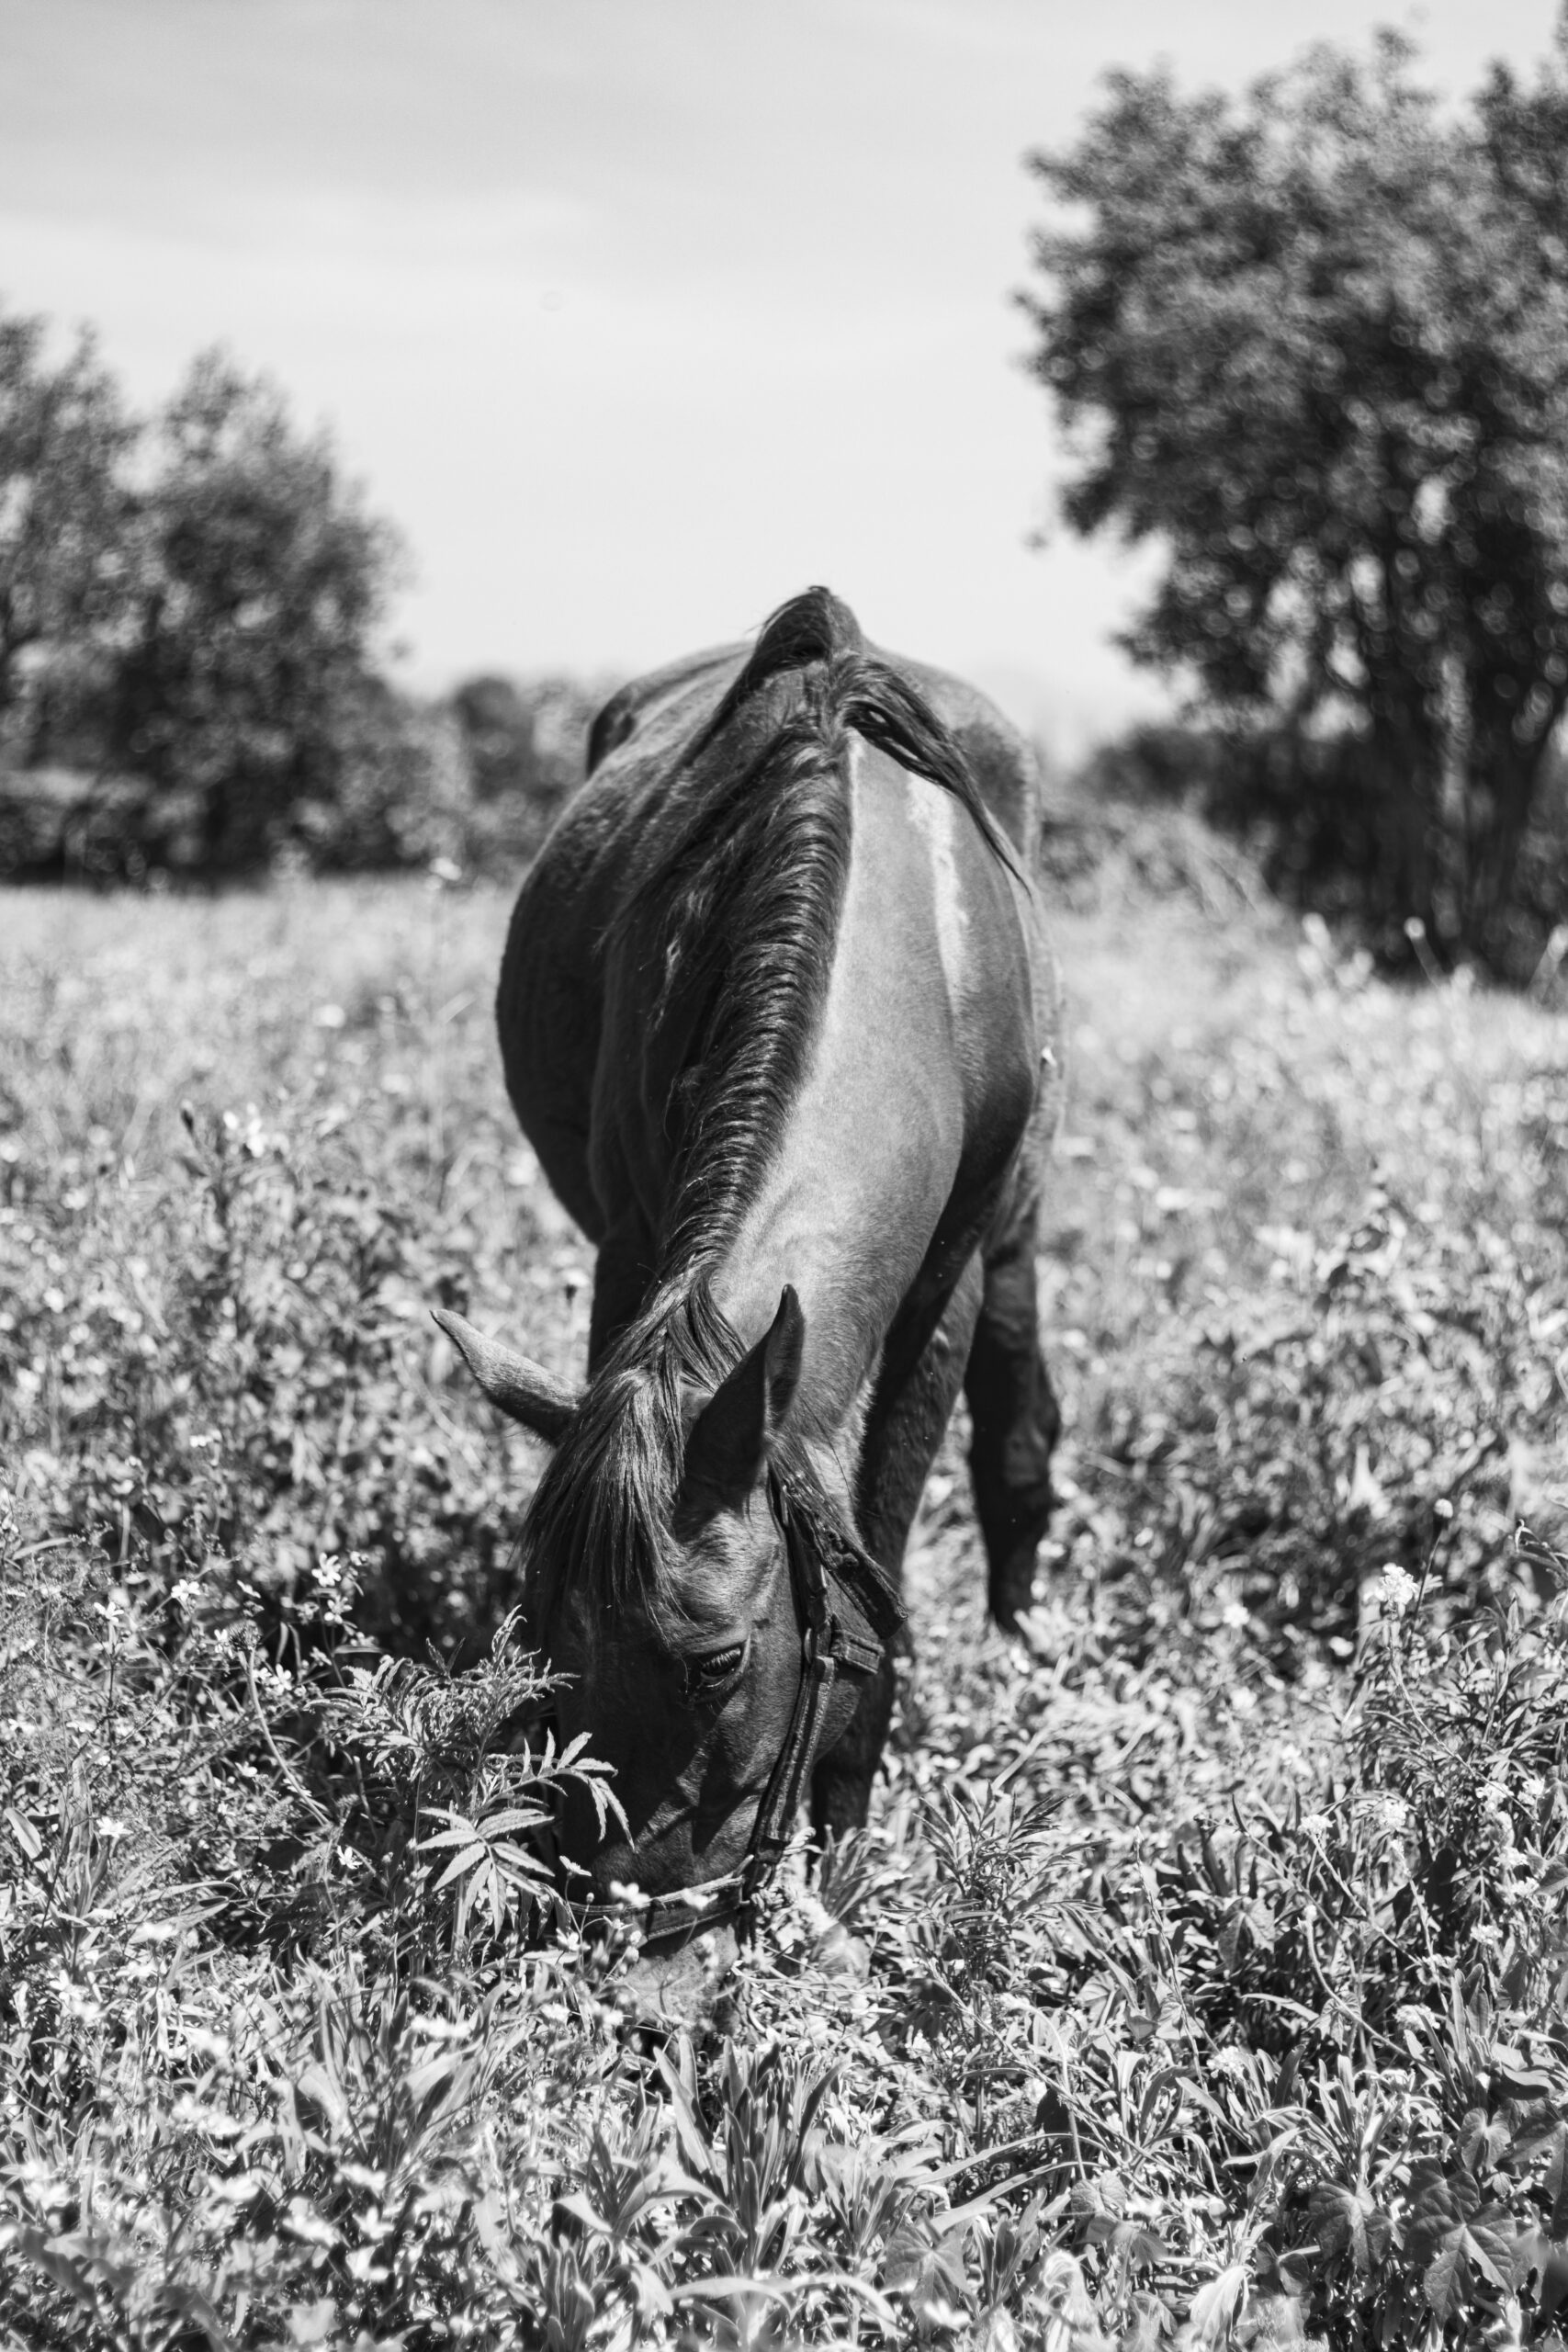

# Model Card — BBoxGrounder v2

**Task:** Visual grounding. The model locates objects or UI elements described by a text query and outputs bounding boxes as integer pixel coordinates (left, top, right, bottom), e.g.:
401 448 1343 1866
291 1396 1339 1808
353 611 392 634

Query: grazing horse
438 588 1062 2004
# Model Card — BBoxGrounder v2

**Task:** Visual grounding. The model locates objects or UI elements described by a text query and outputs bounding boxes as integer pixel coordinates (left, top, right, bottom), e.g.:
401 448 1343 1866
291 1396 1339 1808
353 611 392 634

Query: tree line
1021 20 1568 973
0 312 597 880
10 17 1568 977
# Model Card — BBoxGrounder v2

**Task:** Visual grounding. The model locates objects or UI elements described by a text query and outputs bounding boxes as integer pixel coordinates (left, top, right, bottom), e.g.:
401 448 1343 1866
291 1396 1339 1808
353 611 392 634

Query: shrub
1073 720 1568 986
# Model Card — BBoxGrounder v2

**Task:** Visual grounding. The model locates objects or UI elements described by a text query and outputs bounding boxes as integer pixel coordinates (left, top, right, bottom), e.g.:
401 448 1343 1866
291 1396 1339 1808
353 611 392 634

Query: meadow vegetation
2 856 1565 2348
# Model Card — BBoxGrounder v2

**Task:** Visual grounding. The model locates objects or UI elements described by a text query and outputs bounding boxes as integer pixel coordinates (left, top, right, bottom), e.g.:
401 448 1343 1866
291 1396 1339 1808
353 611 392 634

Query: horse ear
682 1285 806 1506
433 1308 579 1444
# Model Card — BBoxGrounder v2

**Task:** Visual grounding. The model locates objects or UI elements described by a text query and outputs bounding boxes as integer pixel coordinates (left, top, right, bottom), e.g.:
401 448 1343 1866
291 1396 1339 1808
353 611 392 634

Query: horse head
435 1284 893 2018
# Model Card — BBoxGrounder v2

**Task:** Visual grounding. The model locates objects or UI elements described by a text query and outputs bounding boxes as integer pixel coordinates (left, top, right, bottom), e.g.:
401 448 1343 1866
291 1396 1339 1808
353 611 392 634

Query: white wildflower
1300 1811 1332 1838
1380 1564 1418 1613
1356 1793 1411 1835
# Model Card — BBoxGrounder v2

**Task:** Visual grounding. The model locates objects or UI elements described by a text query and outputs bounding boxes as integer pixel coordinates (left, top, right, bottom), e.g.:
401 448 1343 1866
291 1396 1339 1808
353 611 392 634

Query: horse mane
523 587 1012 1640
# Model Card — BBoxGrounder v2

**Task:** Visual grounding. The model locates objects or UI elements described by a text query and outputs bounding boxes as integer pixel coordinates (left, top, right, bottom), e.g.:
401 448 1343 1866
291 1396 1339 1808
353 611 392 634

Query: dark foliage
1078 721 1568 984
0 310 135 736
1022 23 1568 968
0 303 611 883
448 672 606 862
101 351 398 871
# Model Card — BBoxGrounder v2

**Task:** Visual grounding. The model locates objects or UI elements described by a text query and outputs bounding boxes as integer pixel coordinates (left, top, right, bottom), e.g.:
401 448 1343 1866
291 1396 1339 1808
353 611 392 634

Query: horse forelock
521 1277 740 1645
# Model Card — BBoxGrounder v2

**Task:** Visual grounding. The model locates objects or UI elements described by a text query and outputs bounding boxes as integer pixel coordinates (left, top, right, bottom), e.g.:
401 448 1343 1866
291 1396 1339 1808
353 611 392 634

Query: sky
3 0 1563 751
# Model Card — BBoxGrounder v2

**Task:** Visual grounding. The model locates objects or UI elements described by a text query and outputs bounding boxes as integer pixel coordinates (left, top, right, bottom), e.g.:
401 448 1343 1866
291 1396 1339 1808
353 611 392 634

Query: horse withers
437 588 1063 2016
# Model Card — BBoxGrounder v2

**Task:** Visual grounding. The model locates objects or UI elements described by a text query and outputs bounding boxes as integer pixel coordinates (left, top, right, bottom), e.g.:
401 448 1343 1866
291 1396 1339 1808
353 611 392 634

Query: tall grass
1 874 1564 2347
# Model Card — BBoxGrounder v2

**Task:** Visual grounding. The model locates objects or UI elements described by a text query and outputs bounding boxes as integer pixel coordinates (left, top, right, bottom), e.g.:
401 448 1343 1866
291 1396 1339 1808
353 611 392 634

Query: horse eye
687 1643 745 1692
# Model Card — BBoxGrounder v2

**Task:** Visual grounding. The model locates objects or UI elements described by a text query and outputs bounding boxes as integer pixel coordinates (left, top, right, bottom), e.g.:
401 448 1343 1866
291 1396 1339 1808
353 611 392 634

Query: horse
436 587 1063 2014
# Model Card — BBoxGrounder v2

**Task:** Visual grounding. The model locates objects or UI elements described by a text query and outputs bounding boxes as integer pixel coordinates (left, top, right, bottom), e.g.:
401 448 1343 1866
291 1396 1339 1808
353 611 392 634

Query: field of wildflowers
2 862 1565 2348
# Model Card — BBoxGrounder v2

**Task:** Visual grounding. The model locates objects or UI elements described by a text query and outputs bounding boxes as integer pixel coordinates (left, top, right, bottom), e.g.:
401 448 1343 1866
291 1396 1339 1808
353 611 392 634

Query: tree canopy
0 313 134 734
1021 24 1568 959
0 309 401 872
109 351 400 868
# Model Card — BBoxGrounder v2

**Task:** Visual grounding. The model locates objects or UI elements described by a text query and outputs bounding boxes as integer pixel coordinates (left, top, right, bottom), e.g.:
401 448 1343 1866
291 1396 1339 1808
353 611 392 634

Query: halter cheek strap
570 1473 902 1951
738 1476 891 1906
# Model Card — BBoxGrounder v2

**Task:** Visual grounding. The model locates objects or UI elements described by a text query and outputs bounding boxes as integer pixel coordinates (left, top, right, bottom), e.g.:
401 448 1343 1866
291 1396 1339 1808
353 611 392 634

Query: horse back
586 637 1044 864
497 615 1053 1251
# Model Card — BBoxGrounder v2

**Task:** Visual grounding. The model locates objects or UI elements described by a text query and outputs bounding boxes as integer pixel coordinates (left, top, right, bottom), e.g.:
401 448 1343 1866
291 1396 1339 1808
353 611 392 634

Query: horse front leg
809 1261 984 1840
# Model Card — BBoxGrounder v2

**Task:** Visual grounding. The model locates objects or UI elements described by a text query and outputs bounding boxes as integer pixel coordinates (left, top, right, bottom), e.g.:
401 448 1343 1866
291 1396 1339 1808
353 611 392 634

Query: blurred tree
450 671 600 830
112 350 400 869
450 673 536 803
1021 26 1568 961
0 305 135 751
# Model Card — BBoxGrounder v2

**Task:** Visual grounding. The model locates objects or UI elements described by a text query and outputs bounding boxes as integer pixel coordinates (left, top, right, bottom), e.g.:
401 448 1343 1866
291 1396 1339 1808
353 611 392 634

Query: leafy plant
2 874 1564 2346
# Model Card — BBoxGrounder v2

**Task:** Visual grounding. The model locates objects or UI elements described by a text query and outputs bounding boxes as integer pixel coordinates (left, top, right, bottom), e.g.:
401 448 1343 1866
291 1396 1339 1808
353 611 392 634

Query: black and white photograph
3 3 1566 2343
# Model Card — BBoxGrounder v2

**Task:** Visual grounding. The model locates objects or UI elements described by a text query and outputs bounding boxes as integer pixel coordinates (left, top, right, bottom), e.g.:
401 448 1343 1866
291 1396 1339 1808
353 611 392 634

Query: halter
566 1470 903 1952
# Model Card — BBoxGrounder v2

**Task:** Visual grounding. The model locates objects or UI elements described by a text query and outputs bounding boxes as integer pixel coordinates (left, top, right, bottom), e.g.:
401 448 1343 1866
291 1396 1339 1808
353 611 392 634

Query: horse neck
707 738 966 1445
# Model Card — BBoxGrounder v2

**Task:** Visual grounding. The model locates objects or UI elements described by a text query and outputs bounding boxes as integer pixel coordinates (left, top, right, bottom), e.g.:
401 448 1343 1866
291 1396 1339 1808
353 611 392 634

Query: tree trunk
1458 729 1545 967
1369 702 1441 946
0 599 28 742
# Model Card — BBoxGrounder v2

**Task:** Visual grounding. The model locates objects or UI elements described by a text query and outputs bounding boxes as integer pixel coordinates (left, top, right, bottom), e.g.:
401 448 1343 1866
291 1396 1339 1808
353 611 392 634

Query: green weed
1 877 1564 2346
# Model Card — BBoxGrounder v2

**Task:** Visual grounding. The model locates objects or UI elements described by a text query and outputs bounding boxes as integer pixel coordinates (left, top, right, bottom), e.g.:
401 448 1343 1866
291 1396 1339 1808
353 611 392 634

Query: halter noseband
570 1470 902 1952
